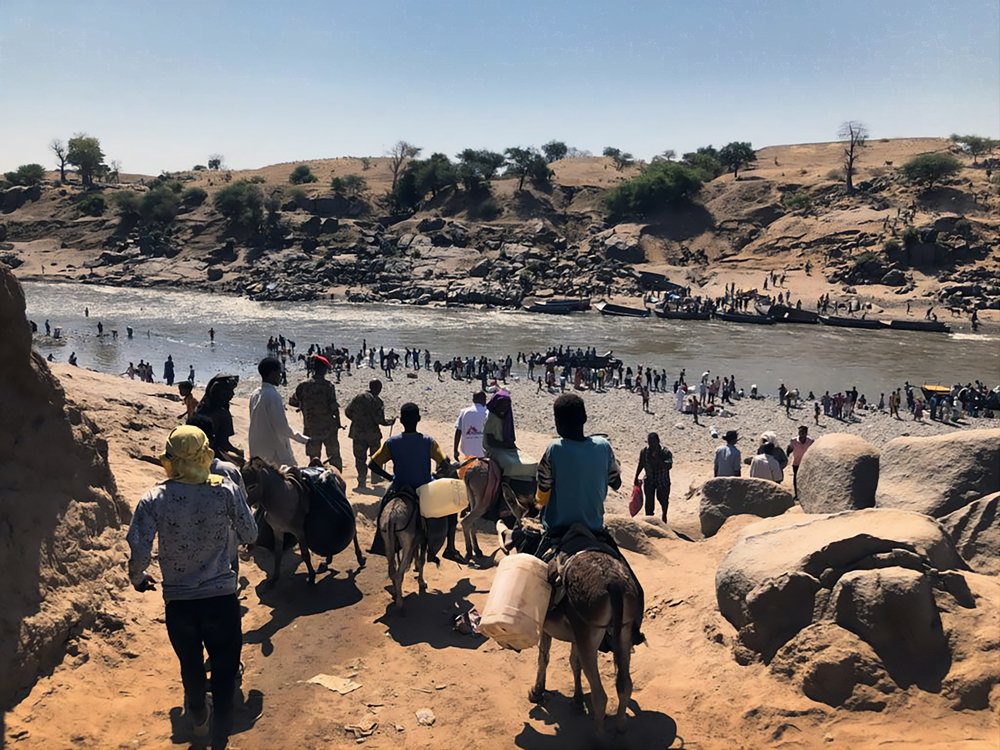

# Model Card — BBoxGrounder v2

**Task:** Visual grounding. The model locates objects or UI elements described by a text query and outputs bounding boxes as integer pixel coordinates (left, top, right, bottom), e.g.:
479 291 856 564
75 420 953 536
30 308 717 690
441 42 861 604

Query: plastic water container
417 478 468 518
480 553 553 651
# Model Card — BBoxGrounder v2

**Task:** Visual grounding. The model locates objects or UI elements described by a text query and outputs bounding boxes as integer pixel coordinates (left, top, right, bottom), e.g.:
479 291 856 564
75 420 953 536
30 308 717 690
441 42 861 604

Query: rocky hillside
0 263 129 709
2 137 998 311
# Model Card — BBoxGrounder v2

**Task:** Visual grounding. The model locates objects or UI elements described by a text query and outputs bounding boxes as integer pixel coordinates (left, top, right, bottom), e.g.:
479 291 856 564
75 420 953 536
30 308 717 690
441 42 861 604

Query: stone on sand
796 433 879 513
697 477 796 537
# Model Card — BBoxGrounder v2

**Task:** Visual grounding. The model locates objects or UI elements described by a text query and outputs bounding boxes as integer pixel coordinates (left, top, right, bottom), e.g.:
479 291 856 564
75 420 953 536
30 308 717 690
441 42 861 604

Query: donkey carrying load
241 458 365 586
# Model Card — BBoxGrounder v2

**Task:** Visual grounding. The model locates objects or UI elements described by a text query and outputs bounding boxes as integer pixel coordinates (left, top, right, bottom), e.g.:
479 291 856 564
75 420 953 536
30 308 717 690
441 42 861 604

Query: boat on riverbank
595 301 650 318
758 302 820 324
883 319 952 333
715 310 776 325
652 305 712 321
818 315 886 330
521 297 591 315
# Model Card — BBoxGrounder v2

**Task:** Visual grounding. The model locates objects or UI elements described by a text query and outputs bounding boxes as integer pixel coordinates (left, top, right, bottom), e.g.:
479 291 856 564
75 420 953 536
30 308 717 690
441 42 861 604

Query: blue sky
1 0 998 174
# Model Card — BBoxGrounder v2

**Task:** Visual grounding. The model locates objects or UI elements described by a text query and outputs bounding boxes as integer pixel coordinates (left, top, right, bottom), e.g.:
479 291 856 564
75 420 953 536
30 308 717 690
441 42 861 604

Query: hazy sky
2 0 998 174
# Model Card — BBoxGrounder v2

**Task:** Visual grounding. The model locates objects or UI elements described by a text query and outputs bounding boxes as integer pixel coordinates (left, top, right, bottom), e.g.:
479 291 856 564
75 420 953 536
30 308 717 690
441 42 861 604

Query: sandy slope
4 365 998 749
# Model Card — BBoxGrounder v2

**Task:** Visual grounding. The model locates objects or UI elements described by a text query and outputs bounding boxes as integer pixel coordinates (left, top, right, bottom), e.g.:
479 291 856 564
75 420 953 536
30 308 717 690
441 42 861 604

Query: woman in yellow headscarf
159 425 222 486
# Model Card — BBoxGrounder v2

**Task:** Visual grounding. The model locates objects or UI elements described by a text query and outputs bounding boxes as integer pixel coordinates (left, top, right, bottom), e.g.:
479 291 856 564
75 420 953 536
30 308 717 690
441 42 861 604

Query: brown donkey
529 551 643 734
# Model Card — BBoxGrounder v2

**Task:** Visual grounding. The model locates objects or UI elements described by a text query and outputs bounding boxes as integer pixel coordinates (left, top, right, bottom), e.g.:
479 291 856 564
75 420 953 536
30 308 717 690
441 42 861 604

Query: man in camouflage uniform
289 355 342 469
345 379 395 488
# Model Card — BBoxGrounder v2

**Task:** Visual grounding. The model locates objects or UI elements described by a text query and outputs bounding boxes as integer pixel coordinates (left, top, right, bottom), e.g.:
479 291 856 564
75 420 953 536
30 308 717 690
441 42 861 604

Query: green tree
213 180 265 227
603 161 703 221
541 140 568 163
140 185 180 223
3 163 46 186
413 153 457 197
718 141 757 179
76 192 106 216
208 154 224 170
181 186 208 206
951 134 997 165
50 139 68 182
456 149 506 192
900 152 962 190
682 146 724 180
504 147 550 190
330 174 368 197
289 164 318 184
603 147 634 171
387 140 421 190
66 134 106 187
111 190 142 218
838 121 869 192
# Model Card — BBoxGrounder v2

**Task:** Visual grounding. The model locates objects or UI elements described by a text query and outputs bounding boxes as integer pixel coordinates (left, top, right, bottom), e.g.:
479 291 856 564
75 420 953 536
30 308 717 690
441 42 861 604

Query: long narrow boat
818 315 886 330
521 297 590 314
760 302 820 324
714 310 776 325
595 300 651 318
653 306 711 321
883 319 952 333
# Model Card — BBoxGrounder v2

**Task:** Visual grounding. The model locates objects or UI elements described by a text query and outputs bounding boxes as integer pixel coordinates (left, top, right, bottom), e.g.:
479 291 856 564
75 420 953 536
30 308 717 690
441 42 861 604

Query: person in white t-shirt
454 391 488 460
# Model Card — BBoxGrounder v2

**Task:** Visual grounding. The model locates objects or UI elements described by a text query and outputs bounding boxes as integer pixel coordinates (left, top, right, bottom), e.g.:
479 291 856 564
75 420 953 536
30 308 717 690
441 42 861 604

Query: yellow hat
160 425 218 485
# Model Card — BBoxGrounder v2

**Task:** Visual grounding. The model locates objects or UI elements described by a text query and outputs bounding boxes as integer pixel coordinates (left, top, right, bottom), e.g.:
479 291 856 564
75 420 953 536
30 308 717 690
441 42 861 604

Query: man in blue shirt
535 394 622 534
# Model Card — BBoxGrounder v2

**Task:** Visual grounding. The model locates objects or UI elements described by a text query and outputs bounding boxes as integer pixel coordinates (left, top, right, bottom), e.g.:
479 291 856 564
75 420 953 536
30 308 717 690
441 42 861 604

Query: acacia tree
901 153 962 190
838 121 869 193
718 141 756 179
50 139 68 182
456 149 506 192
541 140 568 163
950 134 997 165
66 134 106 187
208 154 224 170
602 147 634 171
505 147 551 190
387 140 421 190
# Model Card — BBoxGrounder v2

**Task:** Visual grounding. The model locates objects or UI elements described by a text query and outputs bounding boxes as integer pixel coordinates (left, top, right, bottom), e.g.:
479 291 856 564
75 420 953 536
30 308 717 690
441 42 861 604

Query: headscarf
486 389 516 446
159 426 222 485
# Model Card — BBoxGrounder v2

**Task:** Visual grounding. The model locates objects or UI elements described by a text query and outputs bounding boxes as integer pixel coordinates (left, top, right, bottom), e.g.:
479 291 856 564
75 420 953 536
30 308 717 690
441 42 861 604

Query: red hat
313 355 331 369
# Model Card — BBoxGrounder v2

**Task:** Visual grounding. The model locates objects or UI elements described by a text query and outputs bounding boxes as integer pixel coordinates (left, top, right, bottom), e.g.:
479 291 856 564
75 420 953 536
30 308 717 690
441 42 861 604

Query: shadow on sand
376 576 488 650
168 687 264 749
244 568 363 657
514 695 678 750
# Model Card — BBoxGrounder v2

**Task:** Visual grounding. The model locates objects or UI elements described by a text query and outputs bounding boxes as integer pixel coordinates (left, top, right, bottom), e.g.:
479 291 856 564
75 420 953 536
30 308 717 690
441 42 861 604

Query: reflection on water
23 281 1000 400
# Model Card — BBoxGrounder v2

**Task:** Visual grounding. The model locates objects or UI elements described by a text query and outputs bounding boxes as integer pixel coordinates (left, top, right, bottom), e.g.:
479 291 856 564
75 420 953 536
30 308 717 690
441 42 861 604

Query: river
22 281 1000 400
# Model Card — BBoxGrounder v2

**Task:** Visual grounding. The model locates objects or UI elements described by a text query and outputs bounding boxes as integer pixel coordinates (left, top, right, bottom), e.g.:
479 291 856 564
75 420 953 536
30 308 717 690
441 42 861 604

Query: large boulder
715 509 965 659
796 434 879 513
697 477 796 537
876 430 1000 517
939 491 1000 575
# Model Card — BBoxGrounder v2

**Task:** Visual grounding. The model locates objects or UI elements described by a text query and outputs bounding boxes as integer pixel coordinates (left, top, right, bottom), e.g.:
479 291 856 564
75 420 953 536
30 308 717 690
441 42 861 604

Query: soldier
345 379 395 489
289 355 343 469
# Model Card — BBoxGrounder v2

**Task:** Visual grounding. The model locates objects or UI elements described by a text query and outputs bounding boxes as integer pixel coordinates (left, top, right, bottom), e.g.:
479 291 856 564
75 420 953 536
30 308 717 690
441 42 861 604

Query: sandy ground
4 365 998 750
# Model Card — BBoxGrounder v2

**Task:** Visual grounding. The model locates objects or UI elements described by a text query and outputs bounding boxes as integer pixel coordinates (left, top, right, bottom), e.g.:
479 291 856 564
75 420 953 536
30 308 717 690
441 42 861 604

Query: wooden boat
715 310 776 325
653 306 711 321
759 302 820 324
521 296 589 315
883 319 951 333
818 315 886 330
595 301 650 318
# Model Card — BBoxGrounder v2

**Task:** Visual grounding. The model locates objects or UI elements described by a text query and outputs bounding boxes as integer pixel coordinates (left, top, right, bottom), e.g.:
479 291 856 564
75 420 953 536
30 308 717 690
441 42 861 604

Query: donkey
242 457 365 586
460 458 534 561
379 489 426 611
528 550 643 735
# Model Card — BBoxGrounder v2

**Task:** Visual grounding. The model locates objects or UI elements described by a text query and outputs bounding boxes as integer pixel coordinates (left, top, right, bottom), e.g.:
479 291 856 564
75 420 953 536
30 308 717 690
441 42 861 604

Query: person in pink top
786 425 815 498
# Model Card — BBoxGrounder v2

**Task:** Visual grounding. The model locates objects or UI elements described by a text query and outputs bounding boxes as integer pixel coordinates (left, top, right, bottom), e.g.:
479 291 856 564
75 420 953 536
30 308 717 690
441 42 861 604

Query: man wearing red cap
289 354 343 469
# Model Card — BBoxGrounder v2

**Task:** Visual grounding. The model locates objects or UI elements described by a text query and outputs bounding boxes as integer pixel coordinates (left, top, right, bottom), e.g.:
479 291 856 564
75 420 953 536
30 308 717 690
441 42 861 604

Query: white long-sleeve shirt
249 382 307 466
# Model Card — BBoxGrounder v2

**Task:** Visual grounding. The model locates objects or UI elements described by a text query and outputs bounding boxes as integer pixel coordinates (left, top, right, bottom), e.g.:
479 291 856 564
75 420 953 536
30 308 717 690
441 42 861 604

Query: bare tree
109 160 122 184
50 139 68 182
208 154 224 170
838 121 869 193
387 140 421 190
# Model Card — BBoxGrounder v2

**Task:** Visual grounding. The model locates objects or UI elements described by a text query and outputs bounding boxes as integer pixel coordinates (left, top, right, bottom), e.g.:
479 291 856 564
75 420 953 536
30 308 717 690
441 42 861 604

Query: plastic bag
628 483 643 517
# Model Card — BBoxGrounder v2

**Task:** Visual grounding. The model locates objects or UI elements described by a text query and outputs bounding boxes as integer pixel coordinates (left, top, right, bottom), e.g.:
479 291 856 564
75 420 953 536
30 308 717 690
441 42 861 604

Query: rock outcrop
716 509 998 710
939 491 1000 575
0 263 129 709
796 433 879 513
876 430 1000 517
697 477 796 537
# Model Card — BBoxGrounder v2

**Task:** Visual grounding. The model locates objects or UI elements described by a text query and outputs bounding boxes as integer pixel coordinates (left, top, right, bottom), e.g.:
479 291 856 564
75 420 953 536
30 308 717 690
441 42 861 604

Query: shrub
4 163 46 186
289 164 318 184
902 226 919 248
825 168 844 180
192 164 207 171
213 180 264 227
331 174 367 197
181 186 208 207
140 185 180 223
884 238 901 254
111 190 142 217
360 157 372 171
77 192 106 216
783 190 812 210
603 161 703 221
471 196 500 220
249 175 266 184
150 176 184 193
900 152 962 189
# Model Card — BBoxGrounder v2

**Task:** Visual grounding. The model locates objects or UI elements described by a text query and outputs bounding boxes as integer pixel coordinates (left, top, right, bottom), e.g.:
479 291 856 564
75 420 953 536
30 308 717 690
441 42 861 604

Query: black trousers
644 481 670 516
165 594 242 722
